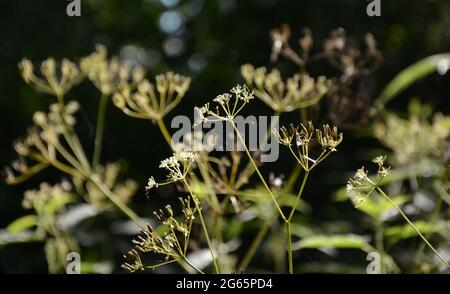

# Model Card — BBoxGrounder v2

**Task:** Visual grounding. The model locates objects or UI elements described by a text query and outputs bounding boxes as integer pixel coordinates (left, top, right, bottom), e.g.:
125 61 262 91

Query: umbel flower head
195 84 254 125
346 155 391 207
274 121 343 171
373 105 449 165
113 72 191 121
4 101 81 185
122 198 195 272
145 152 198 192
80 44 146 95
22 180 73 211
19 181 79 274
241 64 330 113
18 57 83 97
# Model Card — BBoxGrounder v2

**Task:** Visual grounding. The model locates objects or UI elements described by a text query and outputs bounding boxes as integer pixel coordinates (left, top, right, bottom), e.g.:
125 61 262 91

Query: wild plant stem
56 94 91 171
237 212 275 272
287 222 293 274
376 187 450 268
157 118 173 147
92 93 108 166
288 171 309 222
90 176 146 230
231 121 287 222
183 179 220 273
238 166 304 272
183 257 205 274
286 171 310 274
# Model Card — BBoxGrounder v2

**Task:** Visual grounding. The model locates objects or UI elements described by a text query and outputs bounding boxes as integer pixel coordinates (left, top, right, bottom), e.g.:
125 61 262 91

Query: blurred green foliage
0 0 449 273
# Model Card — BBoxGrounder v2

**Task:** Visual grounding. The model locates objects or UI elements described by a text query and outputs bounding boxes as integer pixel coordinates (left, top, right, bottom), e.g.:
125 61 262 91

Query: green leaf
356 194 408 221
335 184 409 221
238 186 311 222
6 215 38 234
373 53 450 114
292 234 373 252
384 221 448 245
80 261 113 274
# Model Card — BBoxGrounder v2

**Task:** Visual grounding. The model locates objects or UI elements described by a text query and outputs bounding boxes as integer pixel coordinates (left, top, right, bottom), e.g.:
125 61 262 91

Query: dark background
0 0 449 273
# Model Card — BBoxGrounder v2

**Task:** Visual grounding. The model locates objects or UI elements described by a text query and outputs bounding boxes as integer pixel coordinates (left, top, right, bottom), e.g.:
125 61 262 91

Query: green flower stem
235 111 281 189
197 160 221 214
237 211 275 272
287 221 294 274
56 94 91 172
183 257 206 274
238 166 304 272
90 176 146 230
157 118 173 147
288 171 309 222
231 121 287 222
156 117 223 272
286 171 309 274
376 187 450 268
183 179 220 274
92 93 108 166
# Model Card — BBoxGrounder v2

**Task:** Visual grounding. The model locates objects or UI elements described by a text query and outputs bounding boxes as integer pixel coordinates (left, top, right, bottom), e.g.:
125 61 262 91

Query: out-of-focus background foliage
0 0 449 273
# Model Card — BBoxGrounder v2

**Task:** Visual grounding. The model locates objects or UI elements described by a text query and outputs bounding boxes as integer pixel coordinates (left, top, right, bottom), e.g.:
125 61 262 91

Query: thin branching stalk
91 176 146 230
286 170 310 273
157 118 173 147
375 187 450 268
56 94 91 171
183 178 220 273
92 93 108 166
237 211 275 272
231 121 287 222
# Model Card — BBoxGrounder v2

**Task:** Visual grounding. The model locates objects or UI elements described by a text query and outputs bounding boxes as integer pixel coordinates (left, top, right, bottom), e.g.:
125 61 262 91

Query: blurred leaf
80 261 113 274
298 262 364 274
57 203 98 230
356 194 408 221
373 53 450 113
44 193 75 214
6 215 37 234
384 221 448 245
292 234 372 252
239 186 311 222
0 229 44 246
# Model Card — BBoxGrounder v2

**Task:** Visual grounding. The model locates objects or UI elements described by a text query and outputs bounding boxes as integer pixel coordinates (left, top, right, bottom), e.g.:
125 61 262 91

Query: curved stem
376 187 449 268
92 93 108 166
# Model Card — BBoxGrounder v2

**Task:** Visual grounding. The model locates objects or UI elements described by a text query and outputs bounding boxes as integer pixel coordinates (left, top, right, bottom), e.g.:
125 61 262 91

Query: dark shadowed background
0 0 449 273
